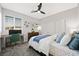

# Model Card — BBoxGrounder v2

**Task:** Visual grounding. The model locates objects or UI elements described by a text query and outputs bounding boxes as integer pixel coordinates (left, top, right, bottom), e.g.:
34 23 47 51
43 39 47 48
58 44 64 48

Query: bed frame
29 46 46 56
29 46 52 56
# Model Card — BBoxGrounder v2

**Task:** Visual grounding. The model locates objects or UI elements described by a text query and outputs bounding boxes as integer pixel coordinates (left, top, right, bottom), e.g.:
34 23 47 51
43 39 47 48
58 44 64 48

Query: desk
1 35 11 48
1 34 24 48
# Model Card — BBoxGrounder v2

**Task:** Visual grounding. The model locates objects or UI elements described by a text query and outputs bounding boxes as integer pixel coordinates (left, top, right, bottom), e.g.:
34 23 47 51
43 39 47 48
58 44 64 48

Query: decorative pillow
67 33 79 46
60 33 72 46
55 32 65 43
75 34 79 38
67 36 75 46
67 32 77 46
68 34 79 50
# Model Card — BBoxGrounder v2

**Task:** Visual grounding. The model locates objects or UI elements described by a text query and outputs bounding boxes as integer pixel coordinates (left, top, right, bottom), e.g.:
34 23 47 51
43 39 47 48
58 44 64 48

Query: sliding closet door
55 19 65 34
41 21 56 35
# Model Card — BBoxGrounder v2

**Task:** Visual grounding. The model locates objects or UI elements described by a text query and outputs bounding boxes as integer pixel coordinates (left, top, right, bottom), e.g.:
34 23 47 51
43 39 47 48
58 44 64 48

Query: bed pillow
60 33 72 46
67 36 75 46
68 34 79 50
55 32 65 43
50 34 58 43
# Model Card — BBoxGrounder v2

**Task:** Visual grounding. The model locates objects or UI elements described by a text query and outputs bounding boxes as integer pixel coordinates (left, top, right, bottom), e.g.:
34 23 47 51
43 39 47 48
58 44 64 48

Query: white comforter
50 41 79 56
29 35 55 56
29 34 79 56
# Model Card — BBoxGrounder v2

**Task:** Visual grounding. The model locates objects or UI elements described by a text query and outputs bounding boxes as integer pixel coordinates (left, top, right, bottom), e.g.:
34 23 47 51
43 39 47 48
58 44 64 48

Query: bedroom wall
2 8 39 42
40 6 78 35
0 4 2 52
0 4 2 34
77 4 79 30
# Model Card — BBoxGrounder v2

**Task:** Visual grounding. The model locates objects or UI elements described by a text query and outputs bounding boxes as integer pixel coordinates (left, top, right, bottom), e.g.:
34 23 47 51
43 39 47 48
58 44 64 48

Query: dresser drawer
28 31 39 41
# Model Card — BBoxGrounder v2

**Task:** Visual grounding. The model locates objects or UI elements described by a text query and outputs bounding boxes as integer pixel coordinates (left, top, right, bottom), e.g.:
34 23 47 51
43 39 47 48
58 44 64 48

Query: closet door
55 19 65 34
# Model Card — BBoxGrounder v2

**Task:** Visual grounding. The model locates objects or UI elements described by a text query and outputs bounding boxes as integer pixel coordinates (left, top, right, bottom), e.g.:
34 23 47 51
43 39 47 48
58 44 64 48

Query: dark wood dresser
28 31 39 41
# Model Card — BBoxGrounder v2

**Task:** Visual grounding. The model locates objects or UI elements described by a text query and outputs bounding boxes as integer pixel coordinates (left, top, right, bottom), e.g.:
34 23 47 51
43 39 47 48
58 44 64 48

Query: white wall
77 4 79 30
2 8 39 42
40 6 78 35
0 4 2 34
0 4 2 52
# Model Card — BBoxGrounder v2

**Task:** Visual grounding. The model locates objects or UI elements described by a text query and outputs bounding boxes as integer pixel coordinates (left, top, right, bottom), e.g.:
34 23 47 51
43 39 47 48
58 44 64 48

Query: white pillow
50 34 58 42
60 33 72 46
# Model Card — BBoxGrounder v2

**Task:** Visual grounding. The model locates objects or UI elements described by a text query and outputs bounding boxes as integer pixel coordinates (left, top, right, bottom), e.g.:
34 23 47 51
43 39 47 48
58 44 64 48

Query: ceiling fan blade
38 3 42 10
38 3 42 7
31 10 38 13
40 11 45 14
31 3 46 14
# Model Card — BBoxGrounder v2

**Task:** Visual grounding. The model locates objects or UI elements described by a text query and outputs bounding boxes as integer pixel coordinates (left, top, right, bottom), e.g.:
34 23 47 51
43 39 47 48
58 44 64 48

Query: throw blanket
33 35 50 43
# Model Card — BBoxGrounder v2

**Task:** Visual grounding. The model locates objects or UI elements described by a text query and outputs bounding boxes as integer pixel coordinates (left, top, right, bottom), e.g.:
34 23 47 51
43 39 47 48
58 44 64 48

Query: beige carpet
0 43 40 56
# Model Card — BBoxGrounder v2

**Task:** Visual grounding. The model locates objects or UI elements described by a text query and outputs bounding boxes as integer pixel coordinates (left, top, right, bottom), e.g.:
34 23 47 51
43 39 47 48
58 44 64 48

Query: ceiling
1 3 78 19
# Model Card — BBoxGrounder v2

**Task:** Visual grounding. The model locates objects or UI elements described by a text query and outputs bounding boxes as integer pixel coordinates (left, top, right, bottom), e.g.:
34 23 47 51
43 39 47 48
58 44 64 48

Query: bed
29 33 79 56
28 34 56 56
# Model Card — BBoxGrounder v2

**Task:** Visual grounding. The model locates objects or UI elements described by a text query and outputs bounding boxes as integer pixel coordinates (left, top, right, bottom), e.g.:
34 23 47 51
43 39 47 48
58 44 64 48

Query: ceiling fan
31 3 46 14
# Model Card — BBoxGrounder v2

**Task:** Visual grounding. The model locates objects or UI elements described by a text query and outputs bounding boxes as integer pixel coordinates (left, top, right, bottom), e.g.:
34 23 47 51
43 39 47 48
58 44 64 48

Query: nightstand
28 31 39 41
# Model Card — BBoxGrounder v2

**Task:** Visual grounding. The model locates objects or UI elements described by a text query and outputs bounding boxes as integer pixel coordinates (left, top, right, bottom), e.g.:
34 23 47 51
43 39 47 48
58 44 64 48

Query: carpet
0 43 40 56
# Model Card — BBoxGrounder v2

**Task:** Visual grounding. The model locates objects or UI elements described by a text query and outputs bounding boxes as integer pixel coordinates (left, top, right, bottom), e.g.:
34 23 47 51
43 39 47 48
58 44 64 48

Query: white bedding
29 34 79 56
29 36 39 51
50 41 79 56
29 35 55 56
39 36 53 55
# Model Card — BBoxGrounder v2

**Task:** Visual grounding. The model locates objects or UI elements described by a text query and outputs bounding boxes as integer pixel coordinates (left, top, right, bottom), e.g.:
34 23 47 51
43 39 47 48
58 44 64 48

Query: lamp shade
37 25 42 31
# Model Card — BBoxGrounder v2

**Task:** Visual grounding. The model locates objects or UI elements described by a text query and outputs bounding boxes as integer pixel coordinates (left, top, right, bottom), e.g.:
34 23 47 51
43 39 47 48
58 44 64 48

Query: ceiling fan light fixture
37 11 40 13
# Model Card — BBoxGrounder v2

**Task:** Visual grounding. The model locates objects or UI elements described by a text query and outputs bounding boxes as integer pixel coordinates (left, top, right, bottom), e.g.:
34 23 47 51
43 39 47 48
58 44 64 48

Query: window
5 16 22 30
15 18 22 29
5 16 14 30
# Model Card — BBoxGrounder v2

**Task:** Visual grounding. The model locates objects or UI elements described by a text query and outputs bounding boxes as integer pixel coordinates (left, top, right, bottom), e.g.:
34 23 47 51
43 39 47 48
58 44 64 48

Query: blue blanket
33 35 50 43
